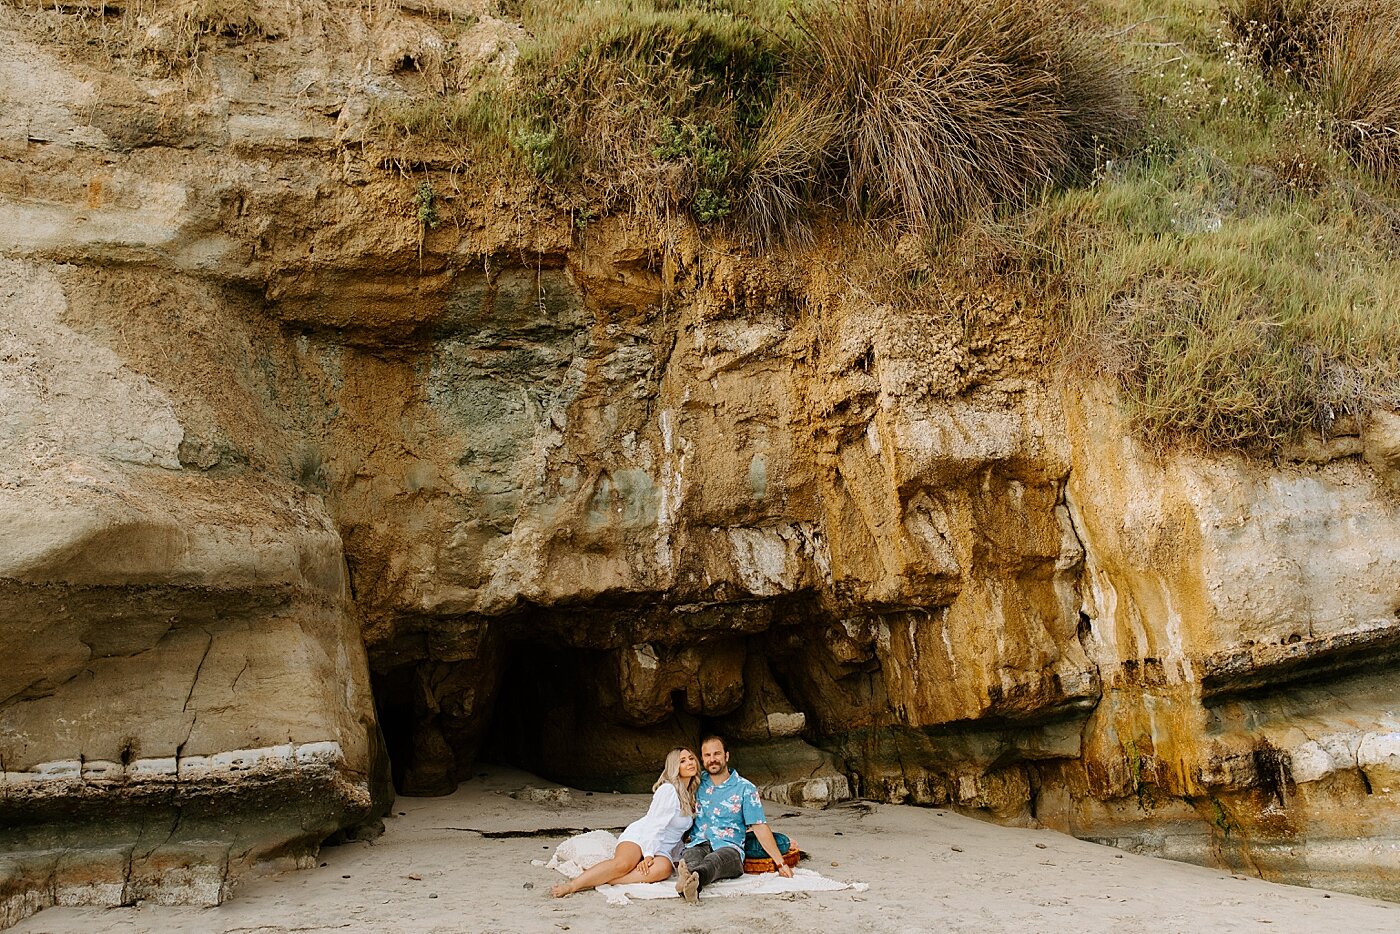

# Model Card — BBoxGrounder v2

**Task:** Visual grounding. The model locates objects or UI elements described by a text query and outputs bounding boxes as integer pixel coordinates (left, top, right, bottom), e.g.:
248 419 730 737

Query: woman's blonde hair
654 747 699 816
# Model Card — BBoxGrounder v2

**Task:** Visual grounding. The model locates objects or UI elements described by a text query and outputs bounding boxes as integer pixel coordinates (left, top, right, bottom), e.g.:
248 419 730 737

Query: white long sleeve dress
617 782 691 863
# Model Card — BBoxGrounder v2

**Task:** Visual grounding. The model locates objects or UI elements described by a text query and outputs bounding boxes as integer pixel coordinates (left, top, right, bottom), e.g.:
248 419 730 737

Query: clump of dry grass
1314 5 1400 179
733 91 838 243
1222 0 1325 78
741 0 1137 239
1225 0 1400 180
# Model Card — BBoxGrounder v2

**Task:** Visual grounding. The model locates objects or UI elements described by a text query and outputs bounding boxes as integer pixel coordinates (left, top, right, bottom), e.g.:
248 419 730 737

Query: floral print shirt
691 769 766 852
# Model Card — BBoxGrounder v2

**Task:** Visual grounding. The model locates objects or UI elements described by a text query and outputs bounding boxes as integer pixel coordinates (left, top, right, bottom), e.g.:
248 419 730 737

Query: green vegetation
380 0 1134 233
385 0 1389 449
414 182 441 230
1023 0 1400 447
1204 794 1240 837
505 0 790 219
1040 152 1400 445
30 0 1394 451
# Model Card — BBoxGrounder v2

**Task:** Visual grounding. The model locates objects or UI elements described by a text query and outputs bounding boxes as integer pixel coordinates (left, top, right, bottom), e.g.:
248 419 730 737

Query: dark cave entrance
368 601 854 802
372 639 719 798
483 646 713 793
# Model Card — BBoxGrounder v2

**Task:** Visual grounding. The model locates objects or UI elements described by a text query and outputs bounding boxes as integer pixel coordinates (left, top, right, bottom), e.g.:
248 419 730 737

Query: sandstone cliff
2 0 1399 926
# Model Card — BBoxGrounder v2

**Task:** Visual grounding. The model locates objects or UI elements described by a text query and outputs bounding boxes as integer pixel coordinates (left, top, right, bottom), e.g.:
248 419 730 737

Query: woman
551 747 699 897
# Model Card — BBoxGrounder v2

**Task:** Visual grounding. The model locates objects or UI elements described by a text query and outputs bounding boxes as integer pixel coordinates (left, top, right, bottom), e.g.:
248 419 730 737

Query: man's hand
749 823 794 878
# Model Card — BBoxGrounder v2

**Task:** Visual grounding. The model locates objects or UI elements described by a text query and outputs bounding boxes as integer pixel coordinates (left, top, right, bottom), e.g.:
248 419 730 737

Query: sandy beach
12 767 1400 934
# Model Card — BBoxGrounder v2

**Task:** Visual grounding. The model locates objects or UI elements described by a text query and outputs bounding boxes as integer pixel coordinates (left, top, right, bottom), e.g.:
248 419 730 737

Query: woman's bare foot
550 882 574 898
674 859 690 895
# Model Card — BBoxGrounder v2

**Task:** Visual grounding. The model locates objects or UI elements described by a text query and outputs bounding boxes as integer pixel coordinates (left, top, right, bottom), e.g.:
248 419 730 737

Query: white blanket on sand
537 830 868 906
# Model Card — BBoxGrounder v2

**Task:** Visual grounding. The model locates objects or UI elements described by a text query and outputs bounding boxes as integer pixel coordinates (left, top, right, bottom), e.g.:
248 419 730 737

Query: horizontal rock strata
1 0 1399 925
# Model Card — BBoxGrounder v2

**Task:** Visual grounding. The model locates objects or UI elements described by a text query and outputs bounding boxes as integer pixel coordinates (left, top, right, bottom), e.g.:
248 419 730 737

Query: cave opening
368 604 857 804
483 645 712 792
372 637 727 798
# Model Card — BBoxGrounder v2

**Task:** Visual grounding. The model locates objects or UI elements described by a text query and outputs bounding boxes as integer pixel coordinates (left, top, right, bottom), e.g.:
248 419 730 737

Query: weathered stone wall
1046 388 1400 899
3 0 1400 925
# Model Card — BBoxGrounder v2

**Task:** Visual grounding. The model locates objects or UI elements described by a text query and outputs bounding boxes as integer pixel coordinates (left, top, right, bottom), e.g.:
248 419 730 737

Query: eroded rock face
3 0 1400 923
0 298 383 925
1044 388 1400 898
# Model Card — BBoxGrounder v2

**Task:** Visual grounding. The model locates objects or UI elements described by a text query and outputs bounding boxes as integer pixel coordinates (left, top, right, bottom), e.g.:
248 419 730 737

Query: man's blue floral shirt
691 769 766 852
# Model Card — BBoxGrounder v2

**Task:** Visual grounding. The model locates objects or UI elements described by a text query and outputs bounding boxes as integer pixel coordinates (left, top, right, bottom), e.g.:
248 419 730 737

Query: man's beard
705 762 724 773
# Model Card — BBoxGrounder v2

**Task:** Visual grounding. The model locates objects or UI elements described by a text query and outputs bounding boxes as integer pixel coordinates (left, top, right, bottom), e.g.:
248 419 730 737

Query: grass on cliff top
377 0 1137 236
47 0 1386 453
373 0 1400 450
374 0 794 209
1038 156 1400 446
1001 0 1400 448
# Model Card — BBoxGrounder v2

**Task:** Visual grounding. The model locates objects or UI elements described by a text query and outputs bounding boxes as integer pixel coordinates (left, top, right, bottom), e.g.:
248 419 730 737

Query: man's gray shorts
681 841 744 890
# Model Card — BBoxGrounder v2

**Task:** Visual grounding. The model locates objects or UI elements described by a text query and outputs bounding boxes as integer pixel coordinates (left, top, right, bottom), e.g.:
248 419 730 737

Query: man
675 734 793 904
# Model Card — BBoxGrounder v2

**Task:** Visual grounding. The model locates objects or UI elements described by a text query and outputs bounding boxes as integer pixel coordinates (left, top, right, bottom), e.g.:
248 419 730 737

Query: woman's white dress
617 783 691 862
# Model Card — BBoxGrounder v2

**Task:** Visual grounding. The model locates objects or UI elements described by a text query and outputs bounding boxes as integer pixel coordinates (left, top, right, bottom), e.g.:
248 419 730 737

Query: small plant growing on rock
652 119 734 222
412 181 442 264
510 127 563 180
692 187 733 223
414 182 441 230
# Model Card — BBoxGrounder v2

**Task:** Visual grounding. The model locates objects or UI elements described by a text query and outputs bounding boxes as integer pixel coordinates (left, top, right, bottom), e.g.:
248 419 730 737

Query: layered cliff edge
3 0 1400 927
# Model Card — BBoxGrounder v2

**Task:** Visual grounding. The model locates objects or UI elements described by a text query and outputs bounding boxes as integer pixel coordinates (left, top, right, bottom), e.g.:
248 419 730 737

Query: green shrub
414 183 440 229
507 0 790 216
692 187 733 222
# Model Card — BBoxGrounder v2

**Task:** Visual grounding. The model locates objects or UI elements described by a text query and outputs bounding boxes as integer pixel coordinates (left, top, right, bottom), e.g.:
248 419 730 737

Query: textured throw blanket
538 830 869 906
597 867 865 906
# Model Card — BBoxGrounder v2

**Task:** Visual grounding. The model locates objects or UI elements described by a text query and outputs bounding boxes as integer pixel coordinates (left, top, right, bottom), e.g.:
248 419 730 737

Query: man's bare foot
681 871 700 905
550 882 574 898
674 859 691 895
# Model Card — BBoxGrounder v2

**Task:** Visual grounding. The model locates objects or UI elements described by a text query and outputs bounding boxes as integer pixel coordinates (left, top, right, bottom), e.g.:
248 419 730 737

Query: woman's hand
642 855 655 874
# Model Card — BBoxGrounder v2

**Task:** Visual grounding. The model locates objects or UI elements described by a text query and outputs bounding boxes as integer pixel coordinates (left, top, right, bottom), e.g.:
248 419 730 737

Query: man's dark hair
699 733 727 752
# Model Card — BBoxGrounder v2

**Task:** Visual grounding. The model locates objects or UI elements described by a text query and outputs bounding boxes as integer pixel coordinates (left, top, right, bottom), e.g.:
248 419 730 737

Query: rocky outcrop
3 0 1400 925
0 252 384 926
1045 388 1400 899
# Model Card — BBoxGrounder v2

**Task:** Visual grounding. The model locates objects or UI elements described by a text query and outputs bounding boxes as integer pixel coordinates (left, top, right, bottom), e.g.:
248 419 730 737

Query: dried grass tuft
11 0 284 75
1225 0 1400 180
1222 0 1325 78
1316 3 1400 179
742 0 1137 239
